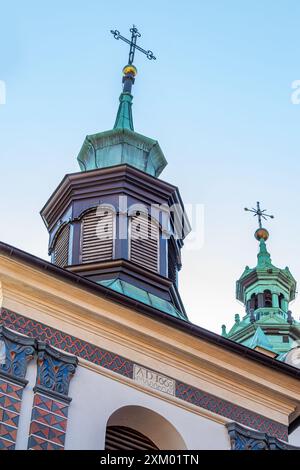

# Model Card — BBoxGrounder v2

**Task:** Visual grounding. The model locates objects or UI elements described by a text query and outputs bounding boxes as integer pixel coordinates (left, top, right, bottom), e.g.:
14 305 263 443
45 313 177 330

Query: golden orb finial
122 64 137 77
254 228 269 241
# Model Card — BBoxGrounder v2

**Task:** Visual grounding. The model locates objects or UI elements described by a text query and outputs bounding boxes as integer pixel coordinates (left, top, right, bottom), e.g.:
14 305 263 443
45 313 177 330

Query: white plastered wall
15 361 36 450
289 425 300 447
64 365 231 450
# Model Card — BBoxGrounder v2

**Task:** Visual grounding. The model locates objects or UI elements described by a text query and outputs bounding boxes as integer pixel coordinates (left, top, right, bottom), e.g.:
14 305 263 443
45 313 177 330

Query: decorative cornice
0 308 291 441
226 422 299 450
35 342 78 401
0 325 36 382
0 244 300 382
40 164 188 232
236 268 296 304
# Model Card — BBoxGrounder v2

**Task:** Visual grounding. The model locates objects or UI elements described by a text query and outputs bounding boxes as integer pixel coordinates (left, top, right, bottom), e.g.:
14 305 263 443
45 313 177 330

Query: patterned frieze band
0 308 289 442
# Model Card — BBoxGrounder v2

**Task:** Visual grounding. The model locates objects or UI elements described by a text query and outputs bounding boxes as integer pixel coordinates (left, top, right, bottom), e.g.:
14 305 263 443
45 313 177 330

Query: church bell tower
40 26 190 321
223 202 300 358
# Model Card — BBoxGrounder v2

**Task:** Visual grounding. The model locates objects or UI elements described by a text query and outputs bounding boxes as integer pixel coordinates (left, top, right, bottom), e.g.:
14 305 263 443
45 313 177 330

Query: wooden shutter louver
81 208 114 264
130 214 159 273
105 426 159 450
53 224 70 268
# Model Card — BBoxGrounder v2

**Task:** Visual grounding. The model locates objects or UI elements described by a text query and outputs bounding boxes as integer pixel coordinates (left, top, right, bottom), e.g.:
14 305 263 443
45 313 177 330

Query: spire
113 64 137 131
257 238 272 268
114 88 134 131
228 202 300 356
110 26 156 132
77 26 166 177
244 201 274 268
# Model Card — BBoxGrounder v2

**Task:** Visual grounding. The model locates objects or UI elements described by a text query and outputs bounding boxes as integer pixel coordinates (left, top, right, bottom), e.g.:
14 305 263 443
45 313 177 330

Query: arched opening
263 290 272 308
52 224 70 267
105 405 186 450
105 426 159 450
250 293 258 310
278 293 284 310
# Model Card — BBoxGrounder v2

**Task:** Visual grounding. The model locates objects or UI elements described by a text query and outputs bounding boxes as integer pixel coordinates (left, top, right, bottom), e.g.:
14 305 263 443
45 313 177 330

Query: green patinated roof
227 311 299 337
114 92 134 131
248 326 274 352
225 315 249 336
237 238 297 303
77 128 167 177
77 92 168 177
225 234 300 357
239 239 275 279
98 279 188 322
225 315 300 355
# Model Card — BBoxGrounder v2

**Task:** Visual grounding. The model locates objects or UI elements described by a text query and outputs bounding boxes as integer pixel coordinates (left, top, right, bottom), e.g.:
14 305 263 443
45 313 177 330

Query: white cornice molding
0 254 299 425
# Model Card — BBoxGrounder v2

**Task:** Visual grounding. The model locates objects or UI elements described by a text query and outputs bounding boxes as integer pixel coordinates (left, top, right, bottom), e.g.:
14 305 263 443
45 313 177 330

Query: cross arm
110 29 156 61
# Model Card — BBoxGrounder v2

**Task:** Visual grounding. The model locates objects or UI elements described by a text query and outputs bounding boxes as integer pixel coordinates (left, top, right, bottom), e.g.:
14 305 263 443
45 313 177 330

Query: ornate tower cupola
224 202 300 356
40 26 190 321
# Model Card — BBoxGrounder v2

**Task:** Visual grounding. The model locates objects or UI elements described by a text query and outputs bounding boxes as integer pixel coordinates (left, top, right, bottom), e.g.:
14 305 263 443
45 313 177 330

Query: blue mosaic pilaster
28 342 78 450
0 326 35 450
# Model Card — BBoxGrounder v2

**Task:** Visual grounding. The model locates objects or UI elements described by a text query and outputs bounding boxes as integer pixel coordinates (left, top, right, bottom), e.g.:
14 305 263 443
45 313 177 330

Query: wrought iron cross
110 25 156 65
244 202 274 228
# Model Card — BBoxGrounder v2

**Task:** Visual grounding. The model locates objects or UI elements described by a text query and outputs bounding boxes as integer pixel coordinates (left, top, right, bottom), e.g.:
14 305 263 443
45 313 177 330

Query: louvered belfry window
105 426 159 450
81 208 114 264
129 213 159 273
53 224 70 268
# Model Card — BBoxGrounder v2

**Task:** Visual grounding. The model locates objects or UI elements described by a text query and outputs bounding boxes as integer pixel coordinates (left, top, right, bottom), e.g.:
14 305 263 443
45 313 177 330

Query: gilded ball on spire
254 228 269 241
123 65 137 77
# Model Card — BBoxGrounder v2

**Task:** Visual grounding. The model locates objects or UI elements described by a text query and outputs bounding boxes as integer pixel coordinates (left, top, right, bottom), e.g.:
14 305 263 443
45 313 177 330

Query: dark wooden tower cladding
41 164 190 318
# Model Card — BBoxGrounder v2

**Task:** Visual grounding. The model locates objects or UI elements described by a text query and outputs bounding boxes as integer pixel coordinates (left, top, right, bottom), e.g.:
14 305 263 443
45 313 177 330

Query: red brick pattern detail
28 393 69 450
176 381 289 442
0 378 24 450
28 435 63 450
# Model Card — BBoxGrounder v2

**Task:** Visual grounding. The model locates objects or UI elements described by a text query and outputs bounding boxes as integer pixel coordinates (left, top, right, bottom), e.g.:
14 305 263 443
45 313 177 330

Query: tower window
282 335 289 343
263 290 272 308
279 293 284 309
250 293 258 310
129 213 159 273
81 208 115 264
53 224 70 268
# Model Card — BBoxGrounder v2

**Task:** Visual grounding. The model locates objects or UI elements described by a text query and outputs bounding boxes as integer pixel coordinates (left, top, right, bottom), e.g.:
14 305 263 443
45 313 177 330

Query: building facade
0 34 300 450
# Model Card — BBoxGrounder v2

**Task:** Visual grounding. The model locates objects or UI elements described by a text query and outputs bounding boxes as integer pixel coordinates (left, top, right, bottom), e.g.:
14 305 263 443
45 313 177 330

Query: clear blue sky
1 0 300 332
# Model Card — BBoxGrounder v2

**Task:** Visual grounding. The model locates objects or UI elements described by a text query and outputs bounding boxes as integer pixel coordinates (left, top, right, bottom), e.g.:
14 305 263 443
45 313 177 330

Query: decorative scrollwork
130 25 141 38
36 342 78 398
0 326 35 379
226 422 299 450
146 50 156 60
111 30 120 40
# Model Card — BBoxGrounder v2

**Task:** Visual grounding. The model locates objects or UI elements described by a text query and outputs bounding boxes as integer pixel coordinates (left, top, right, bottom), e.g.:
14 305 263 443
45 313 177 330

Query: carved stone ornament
226 422 299 450
0 325 36 382
35 342 78 401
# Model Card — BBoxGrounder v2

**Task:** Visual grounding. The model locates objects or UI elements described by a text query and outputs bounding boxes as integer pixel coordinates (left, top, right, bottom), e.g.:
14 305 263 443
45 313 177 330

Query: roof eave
0 241 299 380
